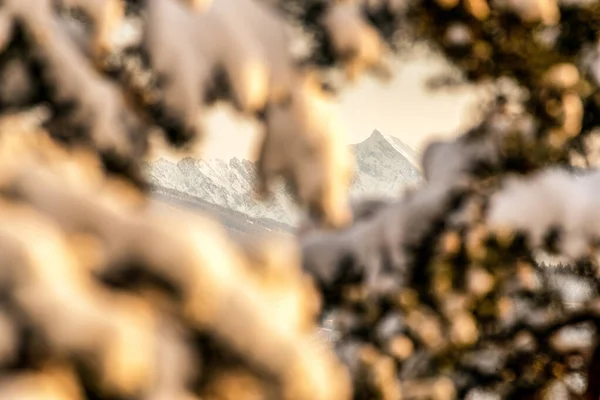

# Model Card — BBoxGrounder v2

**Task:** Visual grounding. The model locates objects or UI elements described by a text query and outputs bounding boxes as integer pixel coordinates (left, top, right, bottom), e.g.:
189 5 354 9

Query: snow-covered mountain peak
357 129 421 170
349 130 422 199
360 129 390 148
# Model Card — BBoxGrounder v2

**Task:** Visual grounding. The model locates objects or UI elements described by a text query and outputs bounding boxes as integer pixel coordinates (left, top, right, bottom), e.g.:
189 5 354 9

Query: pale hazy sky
150 49 486 162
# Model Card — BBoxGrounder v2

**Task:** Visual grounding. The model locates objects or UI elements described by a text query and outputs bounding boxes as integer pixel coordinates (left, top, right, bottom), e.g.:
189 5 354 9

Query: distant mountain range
143 130 422 227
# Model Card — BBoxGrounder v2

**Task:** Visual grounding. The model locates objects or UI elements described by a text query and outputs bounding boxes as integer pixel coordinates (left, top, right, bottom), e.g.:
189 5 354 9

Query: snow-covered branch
3 0 600 399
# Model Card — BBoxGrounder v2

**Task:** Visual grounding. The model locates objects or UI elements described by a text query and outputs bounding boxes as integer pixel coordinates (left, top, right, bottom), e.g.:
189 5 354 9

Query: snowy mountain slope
144 130 422 225
149 185 293 240
146 156 298 224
